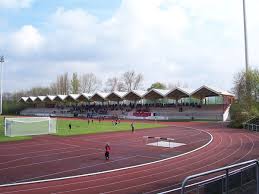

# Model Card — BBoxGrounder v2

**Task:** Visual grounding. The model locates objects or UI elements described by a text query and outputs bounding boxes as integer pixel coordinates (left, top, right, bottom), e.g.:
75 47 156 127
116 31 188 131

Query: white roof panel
191 85 235 97
57 95 67 101
46 95 56 101
166 87 193 96
68 94 80 100
113 91 128 98
131 90 147 97
152 89 170 96
19 97 29 102
96 92 109 98
37 96 46 101
81 93 92 99
29 96 37 102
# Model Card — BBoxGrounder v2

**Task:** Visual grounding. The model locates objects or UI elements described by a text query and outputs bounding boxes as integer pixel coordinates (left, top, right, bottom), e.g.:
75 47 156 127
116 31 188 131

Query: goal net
5 117 57 137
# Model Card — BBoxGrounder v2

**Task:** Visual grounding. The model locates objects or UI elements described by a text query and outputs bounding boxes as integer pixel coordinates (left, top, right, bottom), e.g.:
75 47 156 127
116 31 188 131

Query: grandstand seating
20 103 228 121
20 108 73 117
19 86 234 121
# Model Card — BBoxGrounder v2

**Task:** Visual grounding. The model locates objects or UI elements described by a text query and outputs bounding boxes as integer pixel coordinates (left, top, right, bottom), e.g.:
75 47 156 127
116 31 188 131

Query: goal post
4 117 57 137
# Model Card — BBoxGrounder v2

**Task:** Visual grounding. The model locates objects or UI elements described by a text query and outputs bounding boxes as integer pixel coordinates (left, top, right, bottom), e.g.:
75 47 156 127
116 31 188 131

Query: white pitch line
0 147 103 166
0 141 58 150
16 155 140 183
0 151 102 172
0 146 76 157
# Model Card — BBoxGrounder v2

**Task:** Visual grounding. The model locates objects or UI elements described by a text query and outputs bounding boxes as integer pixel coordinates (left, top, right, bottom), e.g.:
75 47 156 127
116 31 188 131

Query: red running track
0 122 258 194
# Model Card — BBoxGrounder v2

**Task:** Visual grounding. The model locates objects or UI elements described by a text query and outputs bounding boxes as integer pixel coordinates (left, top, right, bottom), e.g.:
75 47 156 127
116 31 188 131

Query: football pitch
56 118 166 136
0 116 166 142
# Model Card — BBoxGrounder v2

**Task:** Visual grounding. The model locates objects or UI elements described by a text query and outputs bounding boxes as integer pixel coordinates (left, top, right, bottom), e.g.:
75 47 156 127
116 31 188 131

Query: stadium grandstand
19 85 235 121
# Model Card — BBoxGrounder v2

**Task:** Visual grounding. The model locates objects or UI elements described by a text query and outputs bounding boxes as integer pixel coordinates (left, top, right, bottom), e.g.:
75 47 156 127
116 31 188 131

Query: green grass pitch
0 116 166 142
56 119 165 136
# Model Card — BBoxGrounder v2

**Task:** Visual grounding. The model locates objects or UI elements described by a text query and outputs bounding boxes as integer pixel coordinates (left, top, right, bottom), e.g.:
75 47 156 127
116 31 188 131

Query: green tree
230 68 259 127
147 82 167 91
71 72 80 93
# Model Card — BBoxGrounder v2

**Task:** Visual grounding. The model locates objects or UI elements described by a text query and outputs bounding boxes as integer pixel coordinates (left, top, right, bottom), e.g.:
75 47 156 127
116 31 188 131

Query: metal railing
181 159 259 194
243 123 259 132
243 117 259 132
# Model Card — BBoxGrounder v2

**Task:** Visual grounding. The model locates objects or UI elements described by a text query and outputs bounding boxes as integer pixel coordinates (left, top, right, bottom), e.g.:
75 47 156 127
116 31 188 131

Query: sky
0 0 259 92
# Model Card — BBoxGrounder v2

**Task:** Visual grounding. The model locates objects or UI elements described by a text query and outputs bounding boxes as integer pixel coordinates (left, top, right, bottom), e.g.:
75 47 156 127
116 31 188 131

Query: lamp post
242 0 249 73
0 56 4 115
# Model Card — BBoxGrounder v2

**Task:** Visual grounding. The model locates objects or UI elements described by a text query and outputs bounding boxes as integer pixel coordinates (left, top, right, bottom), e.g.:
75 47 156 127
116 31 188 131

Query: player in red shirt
105 143 111 160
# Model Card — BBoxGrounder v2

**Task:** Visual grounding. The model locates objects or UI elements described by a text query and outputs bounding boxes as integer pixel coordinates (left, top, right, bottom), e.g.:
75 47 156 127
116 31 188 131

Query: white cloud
51 7 98 31
9 25 45 55
0 0 34 9
2 0 259 92
46 7 98 53
101 0 189 50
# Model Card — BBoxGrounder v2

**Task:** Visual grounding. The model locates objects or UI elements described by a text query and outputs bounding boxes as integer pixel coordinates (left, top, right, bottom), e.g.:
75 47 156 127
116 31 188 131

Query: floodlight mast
242 0 249 73
0 56 4 115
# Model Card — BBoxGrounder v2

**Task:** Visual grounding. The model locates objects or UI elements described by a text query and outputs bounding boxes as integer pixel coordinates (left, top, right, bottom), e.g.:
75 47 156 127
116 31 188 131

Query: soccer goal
5 117 57 137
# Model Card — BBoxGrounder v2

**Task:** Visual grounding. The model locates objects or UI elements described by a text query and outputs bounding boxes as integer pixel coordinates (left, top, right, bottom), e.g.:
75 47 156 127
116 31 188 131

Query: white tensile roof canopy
90 92 109 102
106 91 127 101
77 93 92 102
53 95 67 102
143 89 170 100
20 85 235 103
65 94 80 102
26 96 37 103
19 97 29 103
44 95 56 102
34 96 46 103
123 90 147 101
191 85 235 99
166 87 193 100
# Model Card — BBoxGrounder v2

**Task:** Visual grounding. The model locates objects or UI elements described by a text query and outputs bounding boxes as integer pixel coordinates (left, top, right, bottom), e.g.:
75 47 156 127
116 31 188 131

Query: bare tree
133 73 143 90
49 82 58 95
63 73 70 94
27 87 51 96
121 70 144 91
3 92 15 101
51 73 70 95
80 73 101 93
117 81 126 91
104 77 119 92
104 76 127 92
12 90 27 101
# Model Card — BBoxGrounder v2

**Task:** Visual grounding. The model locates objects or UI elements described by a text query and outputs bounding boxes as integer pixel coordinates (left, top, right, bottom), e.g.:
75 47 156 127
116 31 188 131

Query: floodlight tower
242 0 249 73
0 56 4 115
